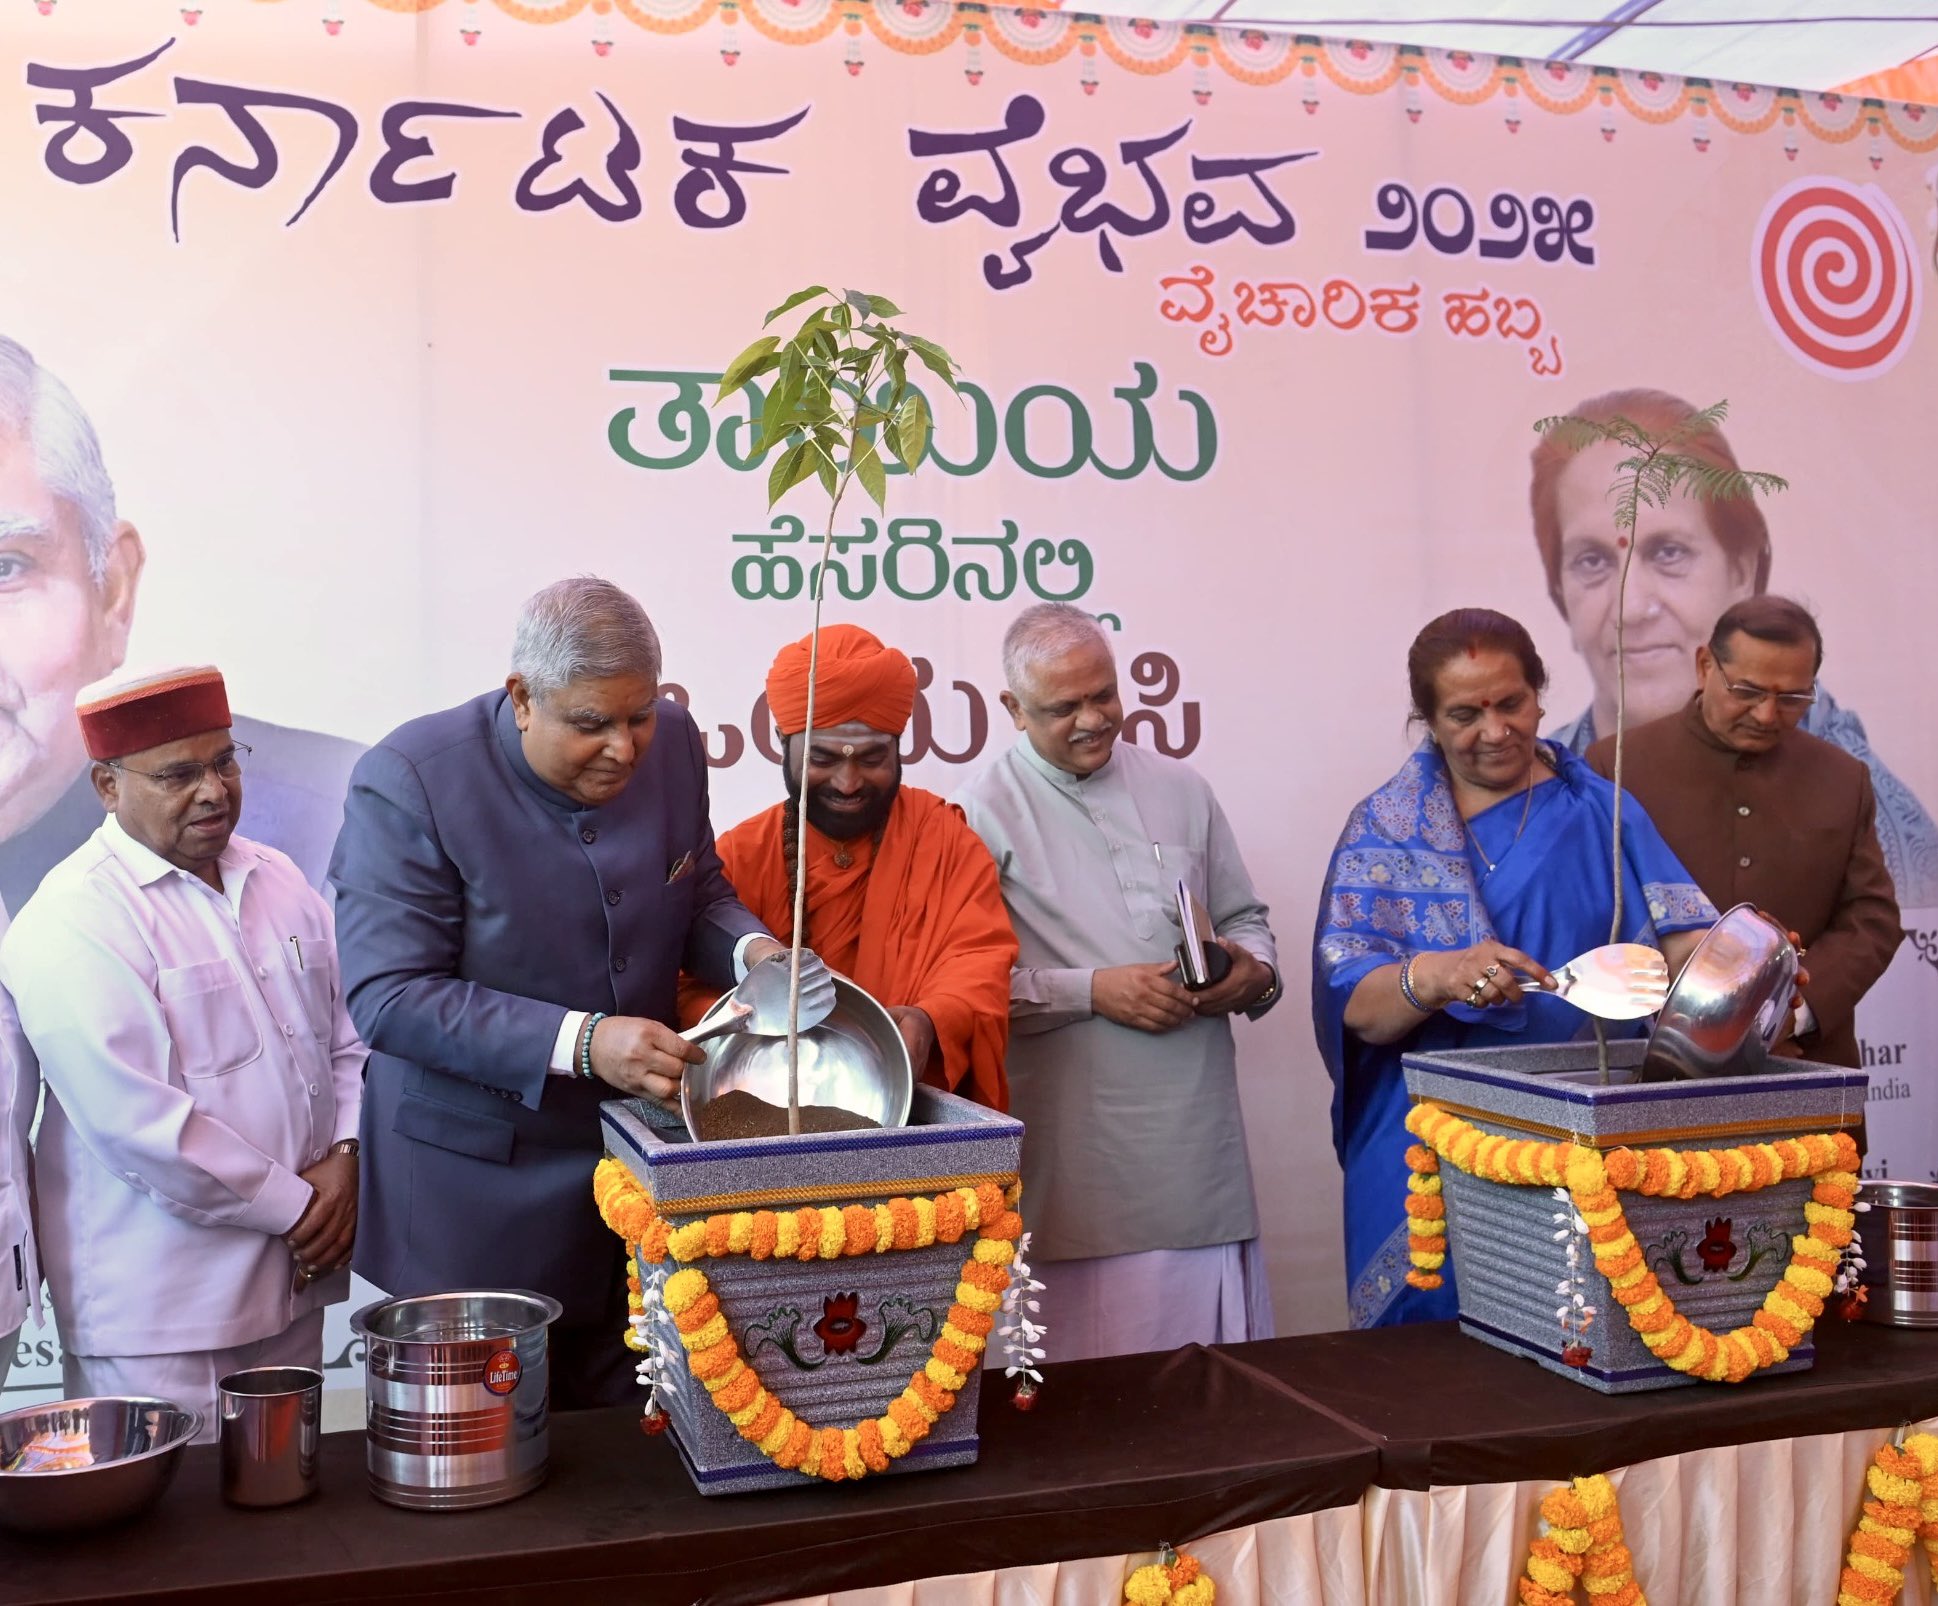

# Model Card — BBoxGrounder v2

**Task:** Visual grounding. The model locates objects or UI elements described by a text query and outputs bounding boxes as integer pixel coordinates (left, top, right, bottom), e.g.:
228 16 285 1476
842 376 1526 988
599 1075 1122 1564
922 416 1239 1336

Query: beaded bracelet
579 1011 609 1079
1397 953 1433 1013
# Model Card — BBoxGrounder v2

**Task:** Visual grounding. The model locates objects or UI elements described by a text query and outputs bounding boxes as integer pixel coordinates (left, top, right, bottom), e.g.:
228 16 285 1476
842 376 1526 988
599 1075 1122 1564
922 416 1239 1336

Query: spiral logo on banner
1752 176 1922 380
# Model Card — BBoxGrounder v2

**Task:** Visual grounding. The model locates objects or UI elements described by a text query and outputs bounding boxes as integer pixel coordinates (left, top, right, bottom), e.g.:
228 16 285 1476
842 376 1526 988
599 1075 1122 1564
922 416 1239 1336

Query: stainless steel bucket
350 1289 563 1510
1859 1181 1938 1329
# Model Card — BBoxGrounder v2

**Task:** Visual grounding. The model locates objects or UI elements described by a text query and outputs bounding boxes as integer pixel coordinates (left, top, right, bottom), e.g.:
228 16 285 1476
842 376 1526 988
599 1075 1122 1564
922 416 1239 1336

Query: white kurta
0 817 365 1358
957 736 1279 1261
0 904 38 1392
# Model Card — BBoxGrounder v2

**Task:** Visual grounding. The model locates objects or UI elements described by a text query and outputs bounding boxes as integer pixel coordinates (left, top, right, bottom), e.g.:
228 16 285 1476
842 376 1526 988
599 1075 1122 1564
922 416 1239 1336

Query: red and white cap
75 665 232 762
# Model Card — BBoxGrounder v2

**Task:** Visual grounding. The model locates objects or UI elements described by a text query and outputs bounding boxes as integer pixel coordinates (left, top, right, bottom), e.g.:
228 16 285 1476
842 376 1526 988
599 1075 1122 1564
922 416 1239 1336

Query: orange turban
765 624 917 738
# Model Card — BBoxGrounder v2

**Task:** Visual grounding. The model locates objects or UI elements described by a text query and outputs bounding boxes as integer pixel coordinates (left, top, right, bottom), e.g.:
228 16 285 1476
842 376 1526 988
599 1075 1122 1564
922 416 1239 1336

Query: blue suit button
613 956 628 973
606 890 622 906
581 828 598 844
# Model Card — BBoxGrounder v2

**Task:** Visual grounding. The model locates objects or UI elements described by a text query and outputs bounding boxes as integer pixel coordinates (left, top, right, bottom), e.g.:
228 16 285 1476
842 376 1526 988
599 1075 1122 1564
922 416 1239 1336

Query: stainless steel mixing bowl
682 973 913 1138
1643 902 1800 1079
0 1397 201 1533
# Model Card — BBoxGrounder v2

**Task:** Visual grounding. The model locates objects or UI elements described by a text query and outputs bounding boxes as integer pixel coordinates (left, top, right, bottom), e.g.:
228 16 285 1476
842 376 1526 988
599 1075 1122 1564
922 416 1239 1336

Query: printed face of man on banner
0 338 144 843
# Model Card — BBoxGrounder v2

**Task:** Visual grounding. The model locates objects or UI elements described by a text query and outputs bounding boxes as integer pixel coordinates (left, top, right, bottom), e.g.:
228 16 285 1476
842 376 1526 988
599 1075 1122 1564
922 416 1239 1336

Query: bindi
1480 698 1492 709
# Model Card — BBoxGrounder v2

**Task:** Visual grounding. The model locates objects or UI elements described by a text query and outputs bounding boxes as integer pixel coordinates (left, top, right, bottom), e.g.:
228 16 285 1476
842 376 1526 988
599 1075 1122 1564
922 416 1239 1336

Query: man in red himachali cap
0 665 365 1438
683 624 1017 1109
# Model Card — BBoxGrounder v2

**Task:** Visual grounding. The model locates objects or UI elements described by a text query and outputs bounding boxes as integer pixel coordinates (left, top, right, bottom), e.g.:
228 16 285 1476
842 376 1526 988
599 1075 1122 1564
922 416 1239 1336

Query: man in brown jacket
1587 596 1901 1067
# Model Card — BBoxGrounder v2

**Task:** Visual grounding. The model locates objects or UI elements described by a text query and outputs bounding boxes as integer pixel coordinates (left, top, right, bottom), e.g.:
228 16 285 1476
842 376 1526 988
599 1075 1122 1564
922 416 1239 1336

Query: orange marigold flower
1168 1556 1202 1588
1852 1529 1911 1568
1516 1582 1572 1606
1603 1149 1639 1189
888 1396 930 1444
750 1212 778 1261
1838 1565 1898 1603
1589 1219 1629 1245
1406 1270 1444 1290
703 1214 731 1258
1746 1147 1776 1188
843 1206 876 1257
1583 1543 1632 1577
935 1194 967 1243
1405 1143 1437 1173
1599 1245 1643 1279
857 1418 891 1473
963 1259 1009 1294
1603 1583 1643 1606
950 1304 995 1338
983 1209 1024 1242
933 1338 978 1374
775 1418 813 1469
741 1395 784 1444
1540 1489 1589 1528
794 1207 822 1260
675 1292 722 1334
911 1370 955 1416
818 1426 847 1482
889 1197 920 1250
691 1337 741 1380
715 1366 762 1413
975 1182 1006 1222
1754 1308 1803 1348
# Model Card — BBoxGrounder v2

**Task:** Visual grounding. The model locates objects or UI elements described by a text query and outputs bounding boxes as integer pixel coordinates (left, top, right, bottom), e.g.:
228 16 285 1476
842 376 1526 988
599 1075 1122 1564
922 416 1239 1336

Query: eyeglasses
1722 681 1816 711
106 743 251 794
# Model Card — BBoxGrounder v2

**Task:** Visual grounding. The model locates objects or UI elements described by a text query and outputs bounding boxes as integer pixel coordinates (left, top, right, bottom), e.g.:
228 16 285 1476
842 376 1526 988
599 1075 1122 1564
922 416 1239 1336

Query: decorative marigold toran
1403 1102 1861 1383
593 1157 1022 1482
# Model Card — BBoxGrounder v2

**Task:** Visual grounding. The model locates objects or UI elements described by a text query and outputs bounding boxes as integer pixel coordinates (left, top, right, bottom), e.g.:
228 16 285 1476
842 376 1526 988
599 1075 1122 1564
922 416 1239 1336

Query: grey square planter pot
1402 1040 1867 1393
601 1086 1026 1494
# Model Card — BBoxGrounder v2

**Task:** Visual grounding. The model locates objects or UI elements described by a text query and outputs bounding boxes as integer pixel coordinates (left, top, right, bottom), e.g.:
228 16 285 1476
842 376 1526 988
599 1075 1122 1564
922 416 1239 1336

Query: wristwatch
330 1138 361 1159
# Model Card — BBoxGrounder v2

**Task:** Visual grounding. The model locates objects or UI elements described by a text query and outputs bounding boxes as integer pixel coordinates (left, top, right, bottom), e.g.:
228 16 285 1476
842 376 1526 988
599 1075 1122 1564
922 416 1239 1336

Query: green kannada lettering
723 516 1093 604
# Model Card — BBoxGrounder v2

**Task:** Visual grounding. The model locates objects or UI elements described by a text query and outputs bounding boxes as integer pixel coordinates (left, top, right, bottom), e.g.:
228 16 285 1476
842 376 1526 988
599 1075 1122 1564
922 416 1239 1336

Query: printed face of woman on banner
1530 389 1770 743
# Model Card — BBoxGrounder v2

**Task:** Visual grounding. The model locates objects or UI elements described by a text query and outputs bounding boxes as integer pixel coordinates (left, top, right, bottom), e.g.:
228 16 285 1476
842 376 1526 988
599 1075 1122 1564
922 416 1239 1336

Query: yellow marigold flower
973 1238 1015 1266
940 1322 986 1357
1172 1579 1215 1606
1411 1217 1447 1237
1409 1250 1445 1270
1789 1262 1835 1299
879 1415 909 1457
842 1428 867 1481
818 1208 845 1261
1869 1466 1924 1508
1528 1556 1575 1592
1662 1152 1689 1196
1727 1149 1755 1190
926 1357 967 1392
1574 1477 1615 1521
668 1222 710 1262
902 1384 939 1424
1849 1553 1900 1585
1550 1527 1593 1557
874 1205 895 1253
726 1212 754 1253
1906 1433 1938 1475
684 1313 730 1352
1692 1151 1723 1194
759 1410 796 1455
914 1197 937 1247
1125 1565 1172 1606
956 1188 982 1230
729 1397 764 1427
775 1214 800 1258
956 1280 1003 1315
1406 1172 1440 1195
1607 1262 1652 1290
663 1268 708 1315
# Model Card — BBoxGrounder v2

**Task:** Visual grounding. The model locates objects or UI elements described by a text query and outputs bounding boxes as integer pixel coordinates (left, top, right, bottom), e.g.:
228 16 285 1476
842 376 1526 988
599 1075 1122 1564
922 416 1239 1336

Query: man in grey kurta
957 603 1281 1362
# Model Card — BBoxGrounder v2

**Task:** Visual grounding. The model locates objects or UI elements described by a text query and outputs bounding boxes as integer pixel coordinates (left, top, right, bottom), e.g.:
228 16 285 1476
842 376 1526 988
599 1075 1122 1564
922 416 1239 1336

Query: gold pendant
833 848 853 869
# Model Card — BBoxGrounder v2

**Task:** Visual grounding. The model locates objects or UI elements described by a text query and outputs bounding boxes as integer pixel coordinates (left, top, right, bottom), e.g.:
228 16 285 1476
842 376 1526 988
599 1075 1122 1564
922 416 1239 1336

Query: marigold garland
1516 1474 1645 1606
1835 1432 1938 1605
1404 1103 1861 1384
593 1158 1023 1483
1124 1546 1214 1606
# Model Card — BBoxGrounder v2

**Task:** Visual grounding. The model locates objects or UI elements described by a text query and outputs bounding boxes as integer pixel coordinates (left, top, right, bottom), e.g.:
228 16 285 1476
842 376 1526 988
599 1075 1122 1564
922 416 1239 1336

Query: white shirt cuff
732 932 767 981
550 1010 589 1077
1794 998 1818 1038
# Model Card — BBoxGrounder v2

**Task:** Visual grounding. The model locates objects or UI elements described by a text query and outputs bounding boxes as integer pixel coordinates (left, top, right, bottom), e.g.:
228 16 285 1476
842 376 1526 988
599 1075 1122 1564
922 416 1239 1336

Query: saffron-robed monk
684 624 1015 1110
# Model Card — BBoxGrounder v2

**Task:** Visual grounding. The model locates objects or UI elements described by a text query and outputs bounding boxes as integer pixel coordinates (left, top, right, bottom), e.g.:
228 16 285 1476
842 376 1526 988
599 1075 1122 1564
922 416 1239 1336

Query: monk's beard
785 760 901 842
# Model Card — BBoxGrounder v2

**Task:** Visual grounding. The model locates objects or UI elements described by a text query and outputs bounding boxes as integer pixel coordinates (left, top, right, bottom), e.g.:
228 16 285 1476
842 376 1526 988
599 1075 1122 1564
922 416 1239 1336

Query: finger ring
1483 963 1500 979
1467 980 1487 1005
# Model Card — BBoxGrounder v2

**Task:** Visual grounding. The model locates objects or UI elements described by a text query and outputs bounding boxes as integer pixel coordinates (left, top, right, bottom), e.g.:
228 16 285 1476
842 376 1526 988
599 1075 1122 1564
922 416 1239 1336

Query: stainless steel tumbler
217 1365 322 1507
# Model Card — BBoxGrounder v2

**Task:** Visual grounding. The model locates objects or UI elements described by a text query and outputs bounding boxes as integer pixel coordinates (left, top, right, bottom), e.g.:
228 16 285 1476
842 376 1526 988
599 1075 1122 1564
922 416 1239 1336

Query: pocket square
665 849 696 884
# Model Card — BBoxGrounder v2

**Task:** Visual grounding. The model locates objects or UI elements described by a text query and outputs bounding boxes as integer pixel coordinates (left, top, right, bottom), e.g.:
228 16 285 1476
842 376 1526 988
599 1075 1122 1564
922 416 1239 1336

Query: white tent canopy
1088 1 1938 93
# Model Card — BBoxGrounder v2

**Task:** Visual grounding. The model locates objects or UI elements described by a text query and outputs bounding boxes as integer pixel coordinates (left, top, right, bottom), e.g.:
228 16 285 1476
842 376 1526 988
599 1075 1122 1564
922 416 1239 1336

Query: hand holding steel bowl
1643 903 1801 1079
681 974 914 1139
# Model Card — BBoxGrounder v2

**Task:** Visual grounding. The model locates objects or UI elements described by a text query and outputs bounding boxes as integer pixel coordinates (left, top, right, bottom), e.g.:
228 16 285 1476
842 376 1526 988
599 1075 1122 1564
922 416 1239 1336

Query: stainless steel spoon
1538 942 1670 1021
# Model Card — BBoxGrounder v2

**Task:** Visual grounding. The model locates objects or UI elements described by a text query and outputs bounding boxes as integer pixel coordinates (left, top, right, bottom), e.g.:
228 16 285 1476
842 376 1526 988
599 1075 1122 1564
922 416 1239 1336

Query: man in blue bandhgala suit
329 577 784 1406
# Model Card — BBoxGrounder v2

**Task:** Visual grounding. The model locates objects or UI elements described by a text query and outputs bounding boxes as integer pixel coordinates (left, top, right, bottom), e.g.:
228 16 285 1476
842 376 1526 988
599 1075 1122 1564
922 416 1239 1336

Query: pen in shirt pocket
289 937 304 972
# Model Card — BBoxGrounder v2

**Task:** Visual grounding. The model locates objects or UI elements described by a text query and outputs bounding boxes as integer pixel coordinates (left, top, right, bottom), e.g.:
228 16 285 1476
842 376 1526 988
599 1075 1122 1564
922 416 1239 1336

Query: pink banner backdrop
2 0 1935 1399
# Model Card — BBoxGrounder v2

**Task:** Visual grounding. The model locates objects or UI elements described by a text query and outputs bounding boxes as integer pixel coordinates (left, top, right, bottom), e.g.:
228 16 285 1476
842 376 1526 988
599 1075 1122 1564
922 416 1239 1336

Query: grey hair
0 335 119 582
1001 602 1113 697
510 577 663 700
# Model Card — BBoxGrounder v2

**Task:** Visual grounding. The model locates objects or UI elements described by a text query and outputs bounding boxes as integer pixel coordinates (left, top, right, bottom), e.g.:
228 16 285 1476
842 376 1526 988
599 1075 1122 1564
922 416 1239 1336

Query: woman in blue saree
1313 609 1715 1328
